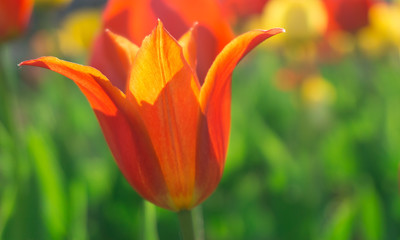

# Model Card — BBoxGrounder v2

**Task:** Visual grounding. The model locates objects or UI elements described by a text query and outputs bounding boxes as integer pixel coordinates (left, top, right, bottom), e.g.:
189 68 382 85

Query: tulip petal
105 29 140 70
90 29 140 92
200 28 285 162
127 21 200 210
178 23 201 94
178 24 197 76
20 57 125 115
92 0 234 84
19 57 173 209
104 29 140 92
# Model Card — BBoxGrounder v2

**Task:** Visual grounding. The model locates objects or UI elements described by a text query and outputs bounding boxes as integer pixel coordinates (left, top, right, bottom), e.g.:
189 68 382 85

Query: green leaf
358 182 384 240
321 198 355 240
27 128 67 240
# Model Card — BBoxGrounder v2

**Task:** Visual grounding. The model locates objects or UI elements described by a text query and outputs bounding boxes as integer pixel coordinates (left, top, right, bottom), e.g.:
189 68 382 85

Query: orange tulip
0 0 33 41
90 0 234 92
20 21 283 211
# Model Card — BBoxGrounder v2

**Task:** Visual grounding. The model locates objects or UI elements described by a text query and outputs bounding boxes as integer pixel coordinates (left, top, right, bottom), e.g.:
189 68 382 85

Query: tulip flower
257 0 328 44
0 0 33 41
248 0 327 67
90 0 234 91
217 0 270 24
323 0 375 33
57 9 101 58
356 1 400 57
20 21 283 211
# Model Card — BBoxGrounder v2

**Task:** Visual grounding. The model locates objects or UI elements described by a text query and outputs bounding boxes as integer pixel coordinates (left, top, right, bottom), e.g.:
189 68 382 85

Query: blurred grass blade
252 114 294 191
0 125 15 238
0 46 15 135
69 179 87 240
359 182 384 240
0 47 20 240
0 185 17 239
321 198 355 240
27 128 67 240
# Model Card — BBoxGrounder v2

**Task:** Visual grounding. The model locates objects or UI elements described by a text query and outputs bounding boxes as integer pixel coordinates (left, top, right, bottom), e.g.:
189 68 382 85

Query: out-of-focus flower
323 0 375 34
217 0 269 24
34 0 72 8
90 0 234 91
247 0 329 93
357 27 386 57
301 74 335 106
247 0 327 65
275 67 311 91
319 30 356 62
358 1 400 57
57 9 101 58
20 21 283 211
0 0 33 41
252 0 327 45
31 30 57 57
317 0 380 61
301 74 335 127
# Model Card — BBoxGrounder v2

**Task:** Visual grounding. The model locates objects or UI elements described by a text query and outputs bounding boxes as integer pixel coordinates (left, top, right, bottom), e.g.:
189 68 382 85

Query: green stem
143 201 159 240
177 210 195 240
192 207 204 240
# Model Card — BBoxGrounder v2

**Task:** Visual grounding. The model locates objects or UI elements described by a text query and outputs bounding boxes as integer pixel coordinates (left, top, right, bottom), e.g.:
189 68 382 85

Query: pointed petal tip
191 21 199 28
18 56 58 68
262 27 286 35
104 28 117 39
18 58 41 67
157 18 163 27
19 58 43 66
155 19 167 34
189 22 199 34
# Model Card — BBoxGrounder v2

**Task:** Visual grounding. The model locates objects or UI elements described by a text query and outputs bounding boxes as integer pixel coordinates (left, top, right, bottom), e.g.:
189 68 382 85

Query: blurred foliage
1 0 400 239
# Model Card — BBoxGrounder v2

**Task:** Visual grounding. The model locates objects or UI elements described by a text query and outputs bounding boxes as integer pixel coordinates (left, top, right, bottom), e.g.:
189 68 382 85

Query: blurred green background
1 0 400 239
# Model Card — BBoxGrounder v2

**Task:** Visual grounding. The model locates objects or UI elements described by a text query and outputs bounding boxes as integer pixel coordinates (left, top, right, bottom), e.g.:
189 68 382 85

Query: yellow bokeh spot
301 74 335 105
368 2 400 46
357 26 386 57
356 2 400 56
57 9 101 58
